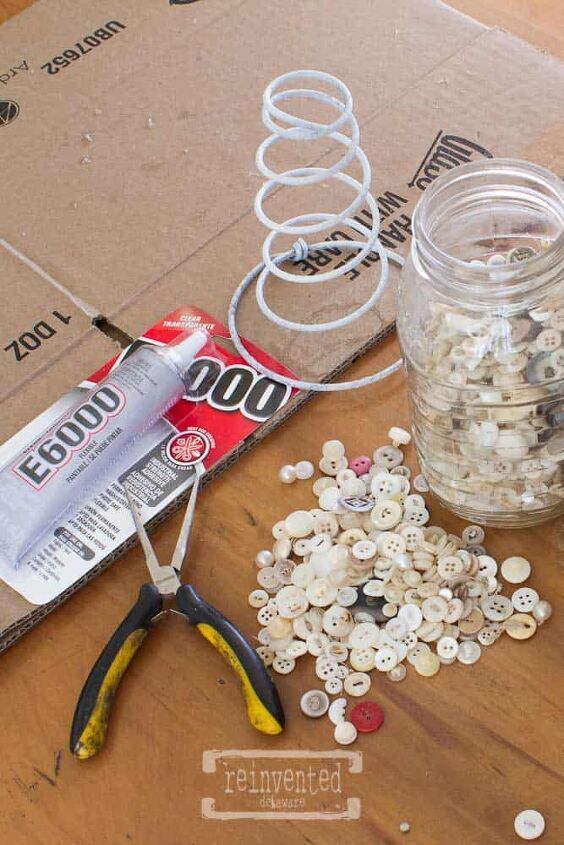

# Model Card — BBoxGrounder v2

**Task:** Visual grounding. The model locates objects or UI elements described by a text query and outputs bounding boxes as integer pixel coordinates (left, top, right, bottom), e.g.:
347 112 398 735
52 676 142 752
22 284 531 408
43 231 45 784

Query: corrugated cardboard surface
1 0 563 647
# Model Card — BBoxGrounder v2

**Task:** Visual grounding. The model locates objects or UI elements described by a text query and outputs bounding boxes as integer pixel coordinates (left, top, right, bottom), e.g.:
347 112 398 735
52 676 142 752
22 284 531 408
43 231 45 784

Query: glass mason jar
397 158 564 527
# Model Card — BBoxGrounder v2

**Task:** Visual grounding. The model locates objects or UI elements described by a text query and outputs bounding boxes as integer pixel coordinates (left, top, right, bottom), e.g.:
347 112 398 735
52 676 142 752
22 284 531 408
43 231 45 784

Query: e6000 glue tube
0 330 208 569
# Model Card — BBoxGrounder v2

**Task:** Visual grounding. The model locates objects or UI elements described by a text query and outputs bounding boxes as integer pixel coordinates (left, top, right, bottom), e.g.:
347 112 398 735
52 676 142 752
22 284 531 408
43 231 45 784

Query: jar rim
412 157 564 304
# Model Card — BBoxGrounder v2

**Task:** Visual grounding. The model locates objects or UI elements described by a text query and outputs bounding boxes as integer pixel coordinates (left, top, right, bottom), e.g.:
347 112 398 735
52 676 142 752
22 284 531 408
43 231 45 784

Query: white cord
228 69 404 392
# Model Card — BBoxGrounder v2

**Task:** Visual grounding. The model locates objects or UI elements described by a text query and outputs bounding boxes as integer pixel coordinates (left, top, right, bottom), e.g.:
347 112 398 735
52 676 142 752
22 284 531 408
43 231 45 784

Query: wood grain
0 2 563 845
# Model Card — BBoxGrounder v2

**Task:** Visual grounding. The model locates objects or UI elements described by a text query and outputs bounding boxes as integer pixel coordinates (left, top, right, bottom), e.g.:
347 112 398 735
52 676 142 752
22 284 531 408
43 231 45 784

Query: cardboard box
1 0 563 647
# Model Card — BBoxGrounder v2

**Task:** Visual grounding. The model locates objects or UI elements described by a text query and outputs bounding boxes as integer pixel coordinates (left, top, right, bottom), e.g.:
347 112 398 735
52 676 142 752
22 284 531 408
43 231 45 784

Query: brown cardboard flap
0 0 483 317
0 247 92 398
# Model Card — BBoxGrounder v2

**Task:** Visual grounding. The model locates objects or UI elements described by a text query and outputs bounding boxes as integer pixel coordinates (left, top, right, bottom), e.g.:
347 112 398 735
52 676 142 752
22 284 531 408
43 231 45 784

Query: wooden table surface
1 2 563 844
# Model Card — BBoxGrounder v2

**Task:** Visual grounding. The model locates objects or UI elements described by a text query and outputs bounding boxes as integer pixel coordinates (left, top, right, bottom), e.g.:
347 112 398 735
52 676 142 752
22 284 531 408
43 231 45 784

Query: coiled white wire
228 69 404 392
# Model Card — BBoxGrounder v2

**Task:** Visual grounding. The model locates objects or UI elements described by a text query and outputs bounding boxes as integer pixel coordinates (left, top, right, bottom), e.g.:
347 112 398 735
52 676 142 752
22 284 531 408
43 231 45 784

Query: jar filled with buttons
397 158 564 527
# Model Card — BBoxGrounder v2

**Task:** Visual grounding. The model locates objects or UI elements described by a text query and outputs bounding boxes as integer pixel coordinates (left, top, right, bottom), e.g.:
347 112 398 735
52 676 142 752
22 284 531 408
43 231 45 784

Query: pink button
348 456 372 476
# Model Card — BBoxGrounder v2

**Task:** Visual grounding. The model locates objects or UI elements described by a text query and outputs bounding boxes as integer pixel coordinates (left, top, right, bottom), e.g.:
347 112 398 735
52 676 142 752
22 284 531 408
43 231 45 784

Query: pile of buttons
248 430 553 746
414 247 564 517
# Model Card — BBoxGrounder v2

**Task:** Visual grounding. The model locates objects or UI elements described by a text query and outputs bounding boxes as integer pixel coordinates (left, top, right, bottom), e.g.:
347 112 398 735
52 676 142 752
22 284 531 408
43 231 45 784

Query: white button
400 525 425 551
322 605 354 637
350 647 376 671
404 494 425 510
477 555 498 578
532 600 552 624
319 486 343 511
325 677 343 695
387 664 407 682
334 721 358 745
291 563 315 589
300 689 330 718
378 532 407 558
504 613 537 640
336 664 350 680
417 620 444 642
437 636 459 660
306 632 329 656
273 537 292 560
272 656 296 674
371 473 403 499
388 426 411 447
307 578 338 607
267 616 293 639
397 603 424 631
285 510 315 538
322 439 346 460
352 539 377 560
349 622 380 648
248 589 269 608
399 631 418 651
273 558 296 585
293 538 312 557
279 464 297 484
477 624 502 646
363 580 385 597
375 646 398 672
257 566 281 592
371 499 403 530
336 586 358 607
385 617 408 640
326 642 349 663
501 556 532 584
295 460 315 480
514 809 545 840
255 549 275 568
536 328 561 352
328 697 347 724
404 506 430 527
481 595 514 622
258 627 272 646
373 445 404 468
437 556 465 578
511 587 539 613
456 641 481 665
286 640 308 658
344 672 372 696
413 474 430 492
257 605 278 625
315 655 339 680
319 456 348 476
276 585 309 618
312 477 337 497
422 596 448 622
382 602 398 618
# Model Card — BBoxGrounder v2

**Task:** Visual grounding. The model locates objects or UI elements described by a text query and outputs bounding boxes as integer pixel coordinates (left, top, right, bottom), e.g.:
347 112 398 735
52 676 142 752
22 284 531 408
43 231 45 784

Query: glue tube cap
164 330 209 378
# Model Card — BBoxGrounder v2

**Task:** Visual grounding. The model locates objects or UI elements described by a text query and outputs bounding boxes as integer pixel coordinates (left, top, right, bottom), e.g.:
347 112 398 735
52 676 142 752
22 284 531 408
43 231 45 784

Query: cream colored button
325 677 343 695
293 538 311 557
306 632 329 656
286 640 308 658
315 655 339 680
279 464 297 484
504 613 537 640
514 809 545 840
272 656 296 674
501 556 532 584
322 606 354 637
407 642 430 665
285 510 315 538
350 647 376 671
512 587 539 613
413 650 441 677
371 472 403 500
309 533 333 553
334 721 358 745
422 596 448 622
257 605 278 626
536 328 561 352
313 513 339 536
532 600 552 624
309 551 334 578
417 621 444 642
481 595 513 622
477 555 498 578
268 616 293 639
352 539 377 560
256 646 275 666
248 589 269 608
313 476 337 497
336 586 358 607
437 556 465 578
273 537 292 560
456 640 481 665
378 532 407 558
404 506 430 527
371 500 403 530
326 642 349 663
344 672 371 696
272 520 289 539
374 646 398 672
363 580 385 597
401 525 425 551
328 697 347 724
322 439 346 460
276 585 309 618
319 486 343 511
256 567 281 591
295 460 315 480
403 570 422 588
387 664 407 682
291 563 315 589
274 558 295 585
459 608 484 636
385 617 408 640
399 631 418 651
300 689 330 718
374 445 403 468
255 549 275 568
462 524 485 545
307 578 338 607
388 426 411 447
477 625 501 646
258 628 272 646
437 636 459 660
319 456 348 476
397 603 423 631
349 622 380 649
382 602 398 618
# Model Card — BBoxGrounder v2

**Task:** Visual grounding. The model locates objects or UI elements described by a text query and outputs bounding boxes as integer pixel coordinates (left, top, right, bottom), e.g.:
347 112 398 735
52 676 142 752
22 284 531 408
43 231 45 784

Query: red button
350 700 384 733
